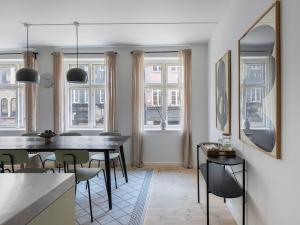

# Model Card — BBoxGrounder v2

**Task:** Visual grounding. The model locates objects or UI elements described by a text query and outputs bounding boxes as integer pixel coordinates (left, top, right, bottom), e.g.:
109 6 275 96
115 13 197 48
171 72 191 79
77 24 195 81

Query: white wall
0 44 208 166
208 0 300 224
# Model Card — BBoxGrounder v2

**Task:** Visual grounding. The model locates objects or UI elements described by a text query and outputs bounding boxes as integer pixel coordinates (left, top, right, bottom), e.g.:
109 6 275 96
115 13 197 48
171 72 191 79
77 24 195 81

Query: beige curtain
53 52 65 133
23 51 38 132
131 51 144 168
179 49 192 168
104 51 118 132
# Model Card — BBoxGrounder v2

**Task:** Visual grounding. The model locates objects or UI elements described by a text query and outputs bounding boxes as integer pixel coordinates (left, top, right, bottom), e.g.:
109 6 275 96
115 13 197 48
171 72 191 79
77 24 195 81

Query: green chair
55 150 107 223
0 150 50 173
22 132 45 168
89 132 125 189
43 132 82 172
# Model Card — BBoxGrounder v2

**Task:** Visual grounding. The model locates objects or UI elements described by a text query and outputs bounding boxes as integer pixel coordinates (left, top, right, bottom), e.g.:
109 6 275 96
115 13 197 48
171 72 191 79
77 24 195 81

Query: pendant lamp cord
26 24 29 53
24 23 29 67
74 22 79 68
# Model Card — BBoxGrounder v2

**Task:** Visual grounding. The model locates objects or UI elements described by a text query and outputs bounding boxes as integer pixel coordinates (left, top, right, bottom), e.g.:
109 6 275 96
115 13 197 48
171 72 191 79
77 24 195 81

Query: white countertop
0 173 74 225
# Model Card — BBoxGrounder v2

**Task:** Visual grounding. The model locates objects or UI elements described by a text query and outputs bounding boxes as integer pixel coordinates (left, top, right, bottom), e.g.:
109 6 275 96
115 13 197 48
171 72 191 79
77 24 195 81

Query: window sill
143 129 181 132
0 128 25 131
65 128 104 132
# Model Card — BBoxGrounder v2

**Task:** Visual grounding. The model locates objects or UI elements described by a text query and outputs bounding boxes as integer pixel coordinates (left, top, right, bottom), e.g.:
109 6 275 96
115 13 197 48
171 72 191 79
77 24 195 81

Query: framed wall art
216 50 231 134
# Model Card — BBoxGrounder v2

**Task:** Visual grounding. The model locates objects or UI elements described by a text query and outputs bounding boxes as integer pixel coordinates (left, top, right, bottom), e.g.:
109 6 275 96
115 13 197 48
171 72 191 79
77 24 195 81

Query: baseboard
143 162 183 168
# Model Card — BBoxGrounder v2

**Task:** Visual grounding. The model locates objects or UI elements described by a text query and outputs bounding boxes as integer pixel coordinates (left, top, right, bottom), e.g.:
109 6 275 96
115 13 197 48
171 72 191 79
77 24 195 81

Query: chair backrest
59 132 82 136
99 132 121 136
0 150 29 165
22 132 39 136
55 150 89 164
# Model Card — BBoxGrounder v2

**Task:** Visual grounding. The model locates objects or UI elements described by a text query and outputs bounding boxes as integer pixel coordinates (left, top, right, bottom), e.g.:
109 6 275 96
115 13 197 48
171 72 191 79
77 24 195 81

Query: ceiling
0 0 230 50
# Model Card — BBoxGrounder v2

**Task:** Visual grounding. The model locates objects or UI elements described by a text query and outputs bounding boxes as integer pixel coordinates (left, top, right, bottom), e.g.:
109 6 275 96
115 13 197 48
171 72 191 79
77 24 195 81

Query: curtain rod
26 21 218 26
51 52 117 55
0 52 38 59
130 51 179 54
0 52 38 55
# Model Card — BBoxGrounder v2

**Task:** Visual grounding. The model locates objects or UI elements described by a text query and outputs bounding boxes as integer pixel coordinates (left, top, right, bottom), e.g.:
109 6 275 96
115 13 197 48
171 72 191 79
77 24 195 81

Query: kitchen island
0 173 75 225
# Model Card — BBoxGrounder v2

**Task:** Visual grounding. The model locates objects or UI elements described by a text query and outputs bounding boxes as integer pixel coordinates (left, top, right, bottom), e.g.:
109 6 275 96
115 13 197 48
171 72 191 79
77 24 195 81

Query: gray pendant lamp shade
67 67 88 83
67 22 87 83
16 23 39 83
16 68 39 83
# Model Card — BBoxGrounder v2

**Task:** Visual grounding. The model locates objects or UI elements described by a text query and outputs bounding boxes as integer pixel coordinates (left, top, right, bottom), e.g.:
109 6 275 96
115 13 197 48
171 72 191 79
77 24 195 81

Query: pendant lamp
67 22 87 83
16 23 39 83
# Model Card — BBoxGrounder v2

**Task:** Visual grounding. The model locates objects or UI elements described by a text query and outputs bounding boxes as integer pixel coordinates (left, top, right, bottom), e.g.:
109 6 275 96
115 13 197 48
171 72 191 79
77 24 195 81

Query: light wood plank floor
143 167 237 225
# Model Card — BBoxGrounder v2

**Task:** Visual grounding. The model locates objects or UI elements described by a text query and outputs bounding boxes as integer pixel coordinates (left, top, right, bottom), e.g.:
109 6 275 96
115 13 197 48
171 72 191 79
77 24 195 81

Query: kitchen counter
0 173 74 225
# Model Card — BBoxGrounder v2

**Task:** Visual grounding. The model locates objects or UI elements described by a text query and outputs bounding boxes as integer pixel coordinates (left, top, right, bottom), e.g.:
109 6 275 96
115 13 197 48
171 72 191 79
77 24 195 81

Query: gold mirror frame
238 1 281 159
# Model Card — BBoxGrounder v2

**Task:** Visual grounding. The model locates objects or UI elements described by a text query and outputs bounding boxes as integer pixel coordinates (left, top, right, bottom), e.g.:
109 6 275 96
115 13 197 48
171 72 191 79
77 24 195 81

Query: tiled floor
75 169 152 225
75 167 237 225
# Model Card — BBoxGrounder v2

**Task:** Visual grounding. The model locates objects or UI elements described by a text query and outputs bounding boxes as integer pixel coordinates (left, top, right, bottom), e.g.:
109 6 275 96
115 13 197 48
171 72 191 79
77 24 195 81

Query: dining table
0 135 130 210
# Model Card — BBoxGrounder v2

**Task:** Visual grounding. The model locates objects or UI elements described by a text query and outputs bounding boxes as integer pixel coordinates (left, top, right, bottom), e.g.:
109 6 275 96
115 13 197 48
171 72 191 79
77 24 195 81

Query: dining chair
22 132 45 168
0 150 51 173
43 132 82 172
55 149 107 223
88 132 125 189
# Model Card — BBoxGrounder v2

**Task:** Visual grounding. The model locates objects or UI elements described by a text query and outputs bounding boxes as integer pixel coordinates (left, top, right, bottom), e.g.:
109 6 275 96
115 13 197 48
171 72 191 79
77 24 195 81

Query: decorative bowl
38 130 56 144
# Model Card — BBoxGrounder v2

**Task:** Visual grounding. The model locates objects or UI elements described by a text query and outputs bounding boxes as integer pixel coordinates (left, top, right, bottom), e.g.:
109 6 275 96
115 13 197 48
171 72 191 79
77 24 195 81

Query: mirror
239 1 281 158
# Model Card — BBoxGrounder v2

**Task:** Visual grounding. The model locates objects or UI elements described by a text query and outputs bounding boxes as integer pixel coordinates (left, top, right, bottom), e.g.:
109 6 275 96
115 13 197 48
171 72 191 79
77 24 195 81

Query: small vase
161 120 166 130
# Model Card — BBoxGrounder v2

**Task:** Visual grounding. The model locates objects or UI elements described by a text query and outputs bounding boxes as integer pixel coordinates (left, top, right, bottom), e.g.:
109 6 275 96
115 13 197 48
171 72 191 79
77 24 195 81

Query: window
241 57 269 129
65 60 106 129
0 62 25 129
168 89 180 106
1 99 8 117
11 98 16 117
152 90 162 106
144 60 182 130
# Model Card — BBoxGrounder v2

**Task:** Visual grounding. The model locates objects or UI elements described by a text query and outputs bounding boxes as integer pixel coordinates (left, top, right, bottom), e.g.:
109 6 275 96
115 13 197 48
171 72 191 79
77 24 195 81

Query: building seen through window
144 61 182 129
242 60 267 129
0 62 25 129
65 61 106 129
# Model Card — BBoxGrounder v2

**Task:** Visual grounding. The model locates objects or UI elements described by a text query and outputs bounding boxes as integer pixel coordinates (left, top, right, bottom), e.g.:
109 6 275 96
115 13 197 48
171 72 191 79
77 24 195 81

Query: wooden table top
0 136 130 152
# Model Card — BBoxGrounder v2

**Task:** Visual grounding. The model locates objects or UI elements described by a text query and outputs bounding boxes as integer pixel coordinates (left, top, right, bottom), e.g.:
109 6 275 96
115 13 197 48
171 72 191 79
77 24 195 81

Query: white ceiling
0 0 230 50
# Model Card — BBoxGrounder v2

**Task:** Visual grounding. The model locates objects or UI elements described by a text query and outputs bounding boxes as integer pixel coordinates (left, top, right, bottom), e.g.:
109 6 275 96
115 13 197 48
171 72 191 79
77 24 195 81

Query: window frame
0 61 25 130
64 59 106 130
144 58 182 131
241 56 269 129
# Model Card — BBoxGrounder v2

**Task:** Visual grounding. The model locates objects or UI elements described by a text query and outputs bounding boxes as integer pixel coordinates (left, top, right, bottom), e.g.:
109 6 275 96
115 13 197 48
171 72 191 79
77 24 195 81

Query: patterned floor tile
76 169 153 225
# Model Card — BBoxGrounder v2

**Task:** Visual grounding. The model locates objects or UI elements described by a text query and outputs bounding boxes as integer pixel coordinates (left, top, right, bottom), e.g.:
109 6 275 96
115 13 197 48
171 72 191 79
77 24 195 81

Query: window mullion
90 87 94 128
16 87 19 128
163 64 167 127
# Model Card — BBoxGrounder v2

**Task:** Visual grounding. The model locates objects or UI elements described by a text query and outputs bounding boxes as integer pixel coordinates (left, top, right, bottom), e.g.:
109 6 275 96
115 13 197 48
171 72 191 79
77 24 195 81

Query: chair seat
91 153 119 161
69 167 103 182
28 153 39 158
45 154 56 161
15 168 49 173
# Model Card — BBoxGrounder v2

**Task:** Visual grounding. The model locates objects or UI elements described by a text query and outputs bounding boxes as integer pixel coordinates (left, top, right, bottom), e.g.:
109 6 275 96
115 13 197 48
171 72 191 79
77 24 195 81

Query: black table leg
119 145 128 183
243 160 245 225
197 146 200 203
206 161 209 225
104 151 112 210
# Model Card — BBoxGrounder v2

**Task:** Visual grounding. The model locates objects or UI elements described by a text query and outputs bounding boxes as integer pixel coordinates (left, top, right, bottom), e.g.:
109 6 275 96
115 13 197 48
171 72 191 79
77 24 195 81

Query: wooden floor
143 167 237 225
